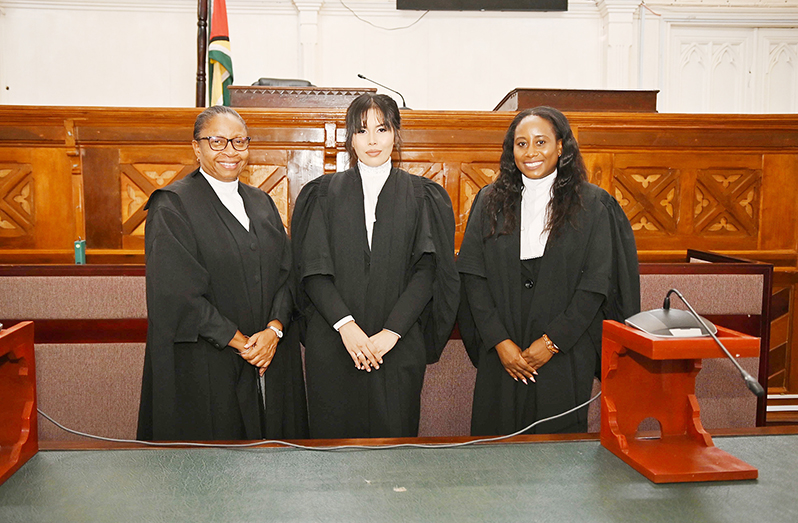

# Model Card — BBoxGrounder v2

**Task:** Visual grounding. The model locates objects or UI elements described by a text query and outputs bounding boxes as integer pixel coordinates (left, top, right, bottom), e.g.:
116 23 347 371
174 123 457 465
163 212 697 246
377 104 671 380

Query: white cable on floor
37 391 601 451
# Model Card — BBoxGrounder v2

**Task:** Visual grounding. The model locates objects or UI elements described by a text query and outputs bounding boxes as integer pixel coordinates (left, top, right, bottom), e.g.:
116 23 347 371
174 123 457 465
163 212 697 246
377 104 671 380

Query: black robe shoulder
137 170 307 441
457 181 639 435
292 167 459 363
291 167 459 438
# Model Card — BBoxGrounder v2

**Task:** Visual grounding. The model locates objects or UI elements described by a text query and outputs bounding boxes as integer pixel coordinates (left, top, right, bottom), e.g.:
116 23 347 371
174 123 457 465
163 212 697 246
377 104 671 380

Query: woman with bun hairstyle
138 106 307 441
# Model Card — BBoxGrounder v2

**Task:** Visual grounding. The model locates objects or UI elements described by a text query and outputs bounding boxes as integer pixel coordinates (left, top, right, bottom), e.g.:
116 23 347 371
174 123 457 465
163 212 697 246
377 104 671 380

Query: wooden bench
0 249 772 441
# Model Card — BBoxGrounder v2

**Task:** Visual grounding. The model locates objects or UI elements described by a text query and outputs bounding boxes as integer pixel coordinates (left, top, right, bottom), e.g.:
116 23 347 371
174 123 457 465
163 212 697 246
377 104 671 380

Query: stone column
293 1 324 83
596 0 640 88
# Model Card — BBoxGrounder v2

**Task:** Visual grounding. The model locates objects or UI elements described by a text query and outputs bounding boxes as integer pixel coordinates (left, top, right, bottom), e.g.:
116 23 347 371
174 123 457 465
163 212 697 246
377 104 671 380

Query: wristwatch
268 325 283 339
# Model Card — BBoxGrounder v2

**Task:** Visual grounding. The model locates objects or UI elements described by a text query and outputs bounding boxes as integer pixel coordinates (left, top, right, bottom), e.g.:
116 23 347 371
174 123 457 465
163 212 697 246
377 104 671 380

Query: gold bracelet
542 334 559 355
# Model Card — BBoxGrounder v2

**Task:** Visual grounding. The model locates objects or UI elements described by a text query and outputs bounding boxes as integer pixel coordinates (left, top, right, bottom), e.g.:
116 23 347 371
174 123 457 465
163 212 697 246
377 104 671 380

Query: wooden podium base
613 435 758 484
0 321 38 486
601 320 760 484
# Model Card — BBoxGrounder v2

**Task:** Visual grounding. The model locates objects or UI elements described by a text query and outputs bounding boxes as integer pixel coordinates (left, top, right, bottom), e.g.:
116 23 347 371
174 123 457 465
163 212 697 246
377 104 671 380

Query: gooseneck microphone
357 74 411 109
664 288 765 397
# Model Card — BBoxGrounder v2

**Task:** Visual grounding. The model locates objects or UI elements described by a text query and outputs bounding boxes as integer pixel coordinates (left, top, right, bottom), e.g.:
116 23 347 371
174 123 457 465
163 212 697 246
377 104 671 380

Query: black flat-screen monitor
397 0 567 11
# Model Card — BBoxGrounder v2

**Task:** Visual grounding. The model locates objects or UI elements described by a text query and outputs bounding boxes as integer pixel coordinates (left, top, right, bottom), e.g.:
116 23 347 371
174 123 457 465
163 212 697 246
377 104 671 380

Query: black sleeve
145 193 238 350
545 290 605 352
544 196 613 353
269 284 293 330
383 253 435 337
303 274 352 328
415 176 461 363
463 273 511 351
268 219 295 329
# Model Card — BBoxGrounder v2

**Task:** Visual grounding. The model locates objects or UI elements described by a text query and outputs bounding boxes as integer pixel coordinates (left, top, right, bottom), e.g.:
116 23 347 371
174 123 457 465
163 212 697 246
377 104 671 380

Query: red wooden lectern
0 321 38 485
601 320 759 483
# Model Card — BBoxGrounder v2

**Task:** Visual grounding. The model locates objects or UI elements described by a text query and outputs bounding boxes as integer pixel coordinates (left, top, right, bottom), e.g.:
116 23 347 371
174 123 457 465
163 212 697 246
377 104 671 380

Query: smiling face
192 113 249 182
351 108 395 168
513 115 563 180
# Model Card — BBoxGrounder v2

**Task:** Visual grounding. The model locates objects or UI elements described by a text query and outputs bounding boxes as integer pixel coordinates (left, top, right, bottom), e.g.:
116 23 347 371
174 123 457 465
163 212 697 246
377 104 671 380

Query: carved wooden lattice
0 164 34 238
458 163 499 228
120 163 196 237
614 167 679 235
694 168 760 237
241 164 289 228
403 162 446 186
120 163 290 238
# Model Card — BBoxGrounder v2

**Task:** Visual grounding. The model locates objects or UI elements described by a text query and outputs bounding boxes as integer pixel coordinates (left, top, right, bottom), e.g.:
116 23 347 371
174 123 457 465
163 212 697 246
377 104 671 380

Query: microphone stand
357 74 411 109
664 288 765 397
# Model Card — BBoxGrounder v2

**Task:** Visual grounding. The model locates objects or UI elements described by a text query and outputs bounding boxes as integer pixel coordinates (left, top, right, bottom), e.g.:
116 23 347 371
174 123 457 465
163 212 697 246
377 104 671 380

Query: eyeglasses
198 136 251 151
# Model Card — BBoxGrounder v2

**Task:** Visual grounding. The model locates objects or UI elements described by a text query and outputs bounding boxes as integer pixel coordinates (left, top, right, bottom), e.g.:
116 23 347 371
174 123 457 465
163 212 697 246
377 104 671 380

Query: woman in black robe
292 94 459 439
137 106 308 441
458 106 639 436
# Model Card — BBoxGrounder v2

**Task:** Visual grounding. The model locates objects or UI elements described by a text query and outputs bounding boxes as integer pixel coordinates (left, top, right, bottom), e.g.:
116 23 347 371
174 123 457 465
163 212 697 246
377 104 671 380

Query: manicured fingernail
522 378 528 385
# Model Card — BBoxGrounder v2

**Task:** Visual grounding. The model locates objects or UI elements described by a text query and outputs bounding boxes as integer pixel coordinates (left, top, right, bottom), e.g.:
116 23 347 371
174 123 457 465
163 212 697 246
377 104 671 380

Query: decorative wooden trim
640 263 771 275
0 319 147 344
0 265 145 277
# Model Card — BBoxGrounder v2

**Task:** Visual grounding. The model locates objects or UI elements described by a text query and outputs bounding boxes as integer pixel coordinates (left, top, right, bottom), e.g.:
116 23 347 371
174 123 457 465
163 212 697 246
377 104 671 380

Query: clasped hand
339 321 399 372
494 337 553 384
231 325 281 377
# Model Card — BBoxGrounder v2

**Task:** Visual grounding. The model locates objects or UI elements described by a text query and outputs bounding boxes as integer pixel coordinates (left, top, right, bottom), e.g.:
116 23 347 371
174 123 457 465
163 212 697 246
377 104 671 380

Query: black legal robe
137 170 308 441
458 182 639 435
292 167 459 439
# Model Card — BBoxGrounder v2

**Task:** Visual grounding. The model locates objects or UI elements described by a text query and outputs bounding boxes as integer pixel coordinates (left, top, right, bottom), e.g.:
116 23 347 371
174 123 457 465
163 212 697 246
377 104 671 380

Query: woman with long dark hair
458 106 639 435
291 94 459 438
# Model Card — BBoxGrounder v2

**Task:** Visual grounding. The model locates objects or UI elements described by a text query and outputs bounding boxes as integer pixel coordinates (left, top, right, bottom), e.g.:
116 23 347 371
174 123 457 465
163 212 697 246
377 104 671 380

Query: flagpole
196 0 209 107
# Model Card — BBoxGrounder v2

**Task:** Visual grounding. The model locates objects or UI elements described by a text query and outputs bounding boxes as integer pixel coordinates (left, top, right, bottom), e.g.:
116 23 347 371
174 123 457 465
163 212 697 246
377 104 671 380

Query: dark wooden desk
494 88 659 112
229 86 376 108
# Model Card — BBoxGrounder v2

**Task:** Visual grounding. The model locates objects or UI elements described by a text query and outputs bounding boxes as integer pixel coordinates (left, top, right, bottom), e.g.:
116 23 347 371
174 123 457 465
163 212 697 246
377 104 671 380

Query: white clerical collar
199 168 250 231
358 159 392 178
358 159 392 248
200 168 239 194
521 169 557 195
520 169 557 260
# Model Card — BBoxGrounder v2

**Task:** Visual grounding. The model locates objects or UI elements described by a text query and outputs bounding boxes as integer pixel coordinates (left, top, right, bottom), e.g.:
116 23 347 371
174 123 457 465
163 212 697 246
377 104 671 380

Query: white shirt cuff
333 315 355 332
385 329 401 339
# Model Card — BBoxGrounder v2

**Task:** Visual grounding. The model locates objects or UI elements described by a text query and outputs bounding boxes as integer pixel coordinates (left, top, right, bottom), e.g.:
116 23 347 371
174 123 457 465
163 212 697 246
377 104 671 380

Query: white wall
642 2 798 113
0 1 199 106
0 0 796 112
315 4 604 110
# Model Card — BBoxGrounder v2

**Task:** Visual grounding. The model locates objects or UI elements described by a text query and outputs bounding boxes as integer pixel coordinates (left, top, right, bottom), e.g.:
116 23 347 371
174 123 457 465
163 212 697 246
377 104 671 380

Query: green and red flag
209 0 233 106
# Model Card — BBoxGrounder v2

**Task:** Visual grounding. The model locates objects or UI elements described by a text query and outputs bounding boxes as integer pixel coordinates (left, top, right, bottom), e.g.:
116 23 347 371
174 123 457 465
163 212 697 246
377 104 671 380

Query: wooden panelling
1 107 797 263
2 106 798 399
0 147 77 251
